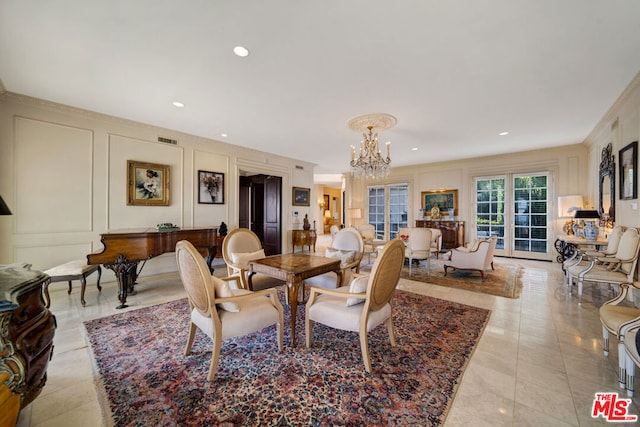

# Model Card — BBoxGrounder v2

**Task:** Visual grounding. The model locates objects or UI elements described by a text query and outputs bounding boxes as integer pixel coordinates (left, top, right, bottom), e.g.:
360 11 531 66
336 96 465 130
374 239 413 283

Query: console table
0 264 56 414
554 235 608 267
291 229 317 253
415 220 465 249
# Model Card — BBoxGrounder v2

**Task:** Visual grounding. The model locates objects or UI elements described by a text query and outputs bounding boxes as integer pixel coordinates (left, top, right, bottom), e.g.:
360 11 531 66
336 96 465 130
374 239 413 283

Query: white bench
43 260 102 306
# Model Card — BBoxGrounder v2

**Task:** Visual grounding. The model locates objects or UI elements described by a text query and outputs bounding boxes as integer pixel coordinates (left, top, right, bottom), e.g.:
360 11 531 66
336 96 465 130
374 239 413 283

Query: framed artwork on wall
619 141 638 200
421 189 458 216
292 187 310 206
323 194 330 210
127 160 170 206
198 170 224 204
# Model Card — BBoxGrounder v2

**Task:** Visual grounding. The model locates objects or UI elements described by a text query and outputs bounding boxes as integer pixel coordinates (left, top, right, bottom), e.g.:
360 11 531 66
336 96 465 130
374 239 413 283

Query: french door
475 172 551 260
368 183 408 240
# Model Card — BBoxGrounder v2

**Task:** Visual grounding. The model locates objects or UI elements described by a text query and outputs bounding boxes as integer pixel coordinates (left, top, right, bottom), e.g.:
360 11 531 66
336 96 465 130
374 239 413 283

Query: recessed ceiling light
411 147 418 151
172 101 185 108
221 133 228 138
499 131 509 136
233 46 249 57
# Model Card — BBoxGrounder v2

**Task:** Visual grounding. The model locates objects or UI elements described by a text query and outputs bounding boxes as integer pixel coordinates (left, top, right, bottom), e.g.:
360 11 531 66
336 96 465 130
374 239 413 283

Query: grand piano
87 227 217 308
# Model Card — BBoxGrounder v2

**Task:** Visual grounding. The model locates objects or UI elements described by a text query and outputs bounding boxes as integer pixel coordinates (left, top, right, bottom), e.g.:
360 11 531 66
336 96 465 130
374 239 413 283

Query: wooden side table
291 229 317 253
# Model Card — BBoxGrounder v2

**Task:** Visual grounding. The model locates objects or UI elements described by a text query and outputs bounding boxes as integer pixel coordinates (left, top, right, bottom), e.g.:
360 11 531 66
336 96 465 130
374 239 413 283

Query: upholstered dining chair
175 240 284 381
620 319 640 397
358 223 385 263
443 236 497 279
222 227 285 291
599 282 640 392
429 228 443 258
398 227 441 259
562 225 624 277
404 227 432 275
569 227 640 305
305 227 364 289
305 239 405 373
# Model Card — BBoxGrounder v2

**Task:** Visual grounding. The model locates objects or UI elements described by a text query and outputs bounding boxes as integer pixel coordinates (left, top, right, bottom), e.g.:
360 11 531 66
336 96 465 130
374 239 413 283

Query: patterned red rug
84 290 490 426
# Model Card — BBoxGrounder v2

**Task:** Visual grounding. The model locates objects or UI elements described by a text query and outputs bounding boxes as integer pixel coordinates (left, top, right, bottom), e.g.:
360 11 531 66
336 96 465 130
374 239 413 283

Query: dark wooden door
262 176 281 255
238 174 282 255
239 176 251 229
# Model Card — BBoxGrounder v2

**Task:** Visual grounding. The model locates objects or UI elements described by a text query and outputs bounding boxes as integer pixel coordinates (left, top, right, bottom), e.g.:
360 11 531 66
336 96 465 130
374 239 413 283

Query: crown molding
0 91 316 169
584 70 640 147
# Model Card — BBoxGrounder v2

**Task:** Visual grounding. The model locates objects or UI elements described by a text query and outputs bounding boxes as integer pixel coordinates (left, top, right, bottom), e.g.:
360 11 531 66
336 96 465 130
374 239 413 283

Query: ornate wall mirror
599 143 615 222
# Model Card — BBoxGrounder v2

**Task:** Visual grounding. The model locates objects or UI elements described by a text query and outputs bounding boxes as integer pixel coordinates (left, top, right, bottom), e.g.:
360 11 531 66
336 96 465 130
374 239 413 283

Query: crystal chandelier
350 126 391 179
347 113 396 180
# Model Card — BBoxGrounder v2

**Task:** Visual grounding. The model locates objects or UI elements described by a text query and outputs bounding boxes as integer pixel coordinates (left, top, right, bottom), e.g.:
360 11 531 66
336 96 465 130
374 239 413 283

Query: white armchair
222 228 285 291
176 240 284 381
305 227 364 289
599 282 640 391
562 225 624 279
620 318 640 397
404 228 432 275
429 228 443 258
398 227 441 258
305 239 405 372
358 224 386 263
443 237 497 279
568 227 640 305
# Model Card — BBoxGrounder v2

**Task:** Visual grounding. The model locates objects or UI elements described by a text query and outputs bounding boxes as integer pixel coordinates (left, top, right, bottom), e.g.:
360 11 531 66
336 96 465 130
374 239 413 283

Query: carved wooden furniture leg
104 255 139 309
43 261 102 307
288 277 301 347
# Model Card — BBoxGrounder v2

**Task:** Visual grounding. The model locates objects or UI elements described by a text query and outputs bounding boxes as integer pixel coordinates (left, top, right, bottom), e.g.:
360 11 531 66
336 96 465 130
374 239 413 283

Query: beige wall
345 143 590 260
0 93 315 276
584 72 640 228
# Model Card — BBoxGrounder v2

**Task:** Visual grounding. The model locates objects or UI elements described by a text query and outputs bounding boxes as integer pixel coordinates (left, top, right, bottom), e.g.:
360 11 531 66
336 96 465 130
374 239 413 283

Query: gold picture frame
127 160 170 206
421 189 458 216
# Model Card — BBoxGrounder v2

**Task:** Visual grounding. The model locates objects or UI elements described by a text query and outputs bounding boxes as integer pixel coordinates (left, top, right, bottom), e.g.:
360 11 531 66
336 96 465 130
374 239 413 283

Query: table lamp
557 195 583 235
573 209 600 240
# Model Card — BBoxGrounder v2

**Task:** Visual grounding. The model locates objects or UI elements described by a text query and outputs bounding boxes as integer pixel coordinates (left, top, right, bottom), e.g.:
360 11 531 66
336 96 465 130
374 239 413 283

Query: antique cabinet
415 220 465 249
0 264 56 412
291 229 317 253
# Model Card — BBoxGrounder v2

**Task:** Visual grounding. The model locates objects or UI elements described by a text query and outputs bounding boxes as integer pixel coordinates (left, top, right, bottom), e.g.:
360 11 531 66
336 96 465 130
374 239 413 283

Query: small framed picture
292 187 310 206
198 170 225 204
127 160 170 206
619 141 638 200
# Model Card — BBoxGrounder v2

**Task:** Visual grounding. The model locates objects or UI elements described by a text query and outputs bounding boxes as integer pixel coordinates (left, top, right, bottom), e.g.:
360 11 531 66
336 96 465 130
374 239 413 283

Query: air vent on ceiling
295 165 304 170
611 118 619 131
158 136 178 145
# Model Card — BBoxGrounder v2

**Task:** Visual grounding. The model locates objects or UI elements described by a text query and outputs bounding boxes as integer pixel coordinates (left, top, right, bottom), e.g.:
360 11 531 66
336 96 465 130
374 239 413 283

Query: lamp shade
573 209 600 219
324 210 331 218
557 195 583 218
0 195 12 215
347 208 362 219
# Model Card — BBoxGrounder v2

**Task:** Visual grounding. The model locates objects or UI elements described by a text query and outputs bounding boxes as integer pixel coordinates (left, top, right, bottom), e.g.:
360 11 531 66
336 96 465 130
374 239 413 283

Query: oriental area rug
84 290 490 426
362 256 523 299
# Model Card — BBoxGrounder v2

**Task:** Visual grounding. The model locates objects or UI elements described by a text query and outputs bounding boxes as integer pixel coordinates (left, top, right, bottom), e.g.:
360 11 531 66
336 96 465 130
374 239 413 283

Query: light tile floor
15 236 640 426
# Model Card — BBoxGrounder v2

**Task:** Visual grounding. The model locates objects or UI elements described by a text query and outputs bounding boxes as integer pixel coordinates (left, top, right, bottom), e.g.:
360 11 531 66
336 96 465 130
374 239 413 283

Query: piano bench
43 260 102 307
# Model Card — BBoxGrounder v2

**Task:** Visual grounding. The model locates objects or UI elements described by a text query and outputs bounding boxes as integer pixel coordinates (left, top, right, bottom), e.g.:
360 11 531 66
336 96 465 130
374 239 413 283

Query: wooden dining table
248 254 342 347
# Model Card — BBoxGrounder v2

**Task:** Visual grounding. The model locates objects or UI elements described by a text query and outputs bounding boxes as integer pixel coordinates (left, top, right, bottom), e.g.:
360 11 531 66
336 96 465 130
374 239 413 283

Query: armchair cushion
346 275 368 306
325 247 356 266
230 249 266 269
212 276 240 312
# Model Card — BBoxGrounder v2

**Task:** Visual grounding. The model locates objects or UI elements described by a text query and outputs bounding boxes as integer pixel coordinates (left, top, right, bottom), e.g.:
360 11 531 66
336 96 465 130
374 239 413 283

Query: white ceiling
2 1 640 179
